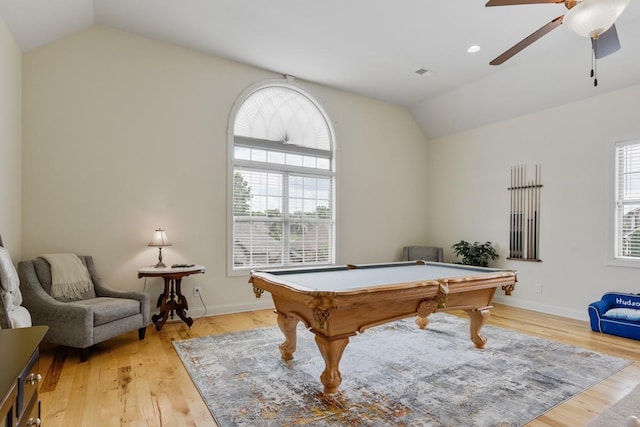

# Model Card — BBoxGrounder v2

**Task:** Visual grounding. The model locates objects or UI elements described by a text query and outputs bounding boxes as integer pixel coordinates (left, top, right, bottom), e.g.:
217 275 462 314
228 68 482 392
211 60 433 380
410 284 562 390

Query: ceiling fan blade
592 24 621 59
490 16 564 65
485 0 563 6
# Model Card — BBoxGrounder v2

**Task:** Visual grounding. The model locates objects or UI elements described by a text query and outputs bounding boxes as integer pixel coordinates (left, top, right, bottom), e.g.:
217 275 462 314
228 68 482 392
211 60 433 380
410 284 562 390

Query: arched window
229 81 336 271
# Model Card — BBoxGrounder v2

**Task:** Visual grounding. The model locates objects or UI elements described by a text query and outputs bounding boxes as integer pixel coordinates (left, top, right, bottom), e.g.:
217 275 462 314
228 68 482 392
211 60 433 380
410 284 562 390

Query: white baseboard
493 295 588 322
185 299 275 319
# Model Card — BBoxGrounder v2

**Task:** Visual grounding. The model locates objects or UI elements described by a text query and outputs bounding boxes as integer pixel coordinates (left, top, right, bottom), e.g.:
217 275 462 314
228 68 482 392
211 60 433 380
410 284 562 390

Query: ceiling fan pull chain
591 46 598 87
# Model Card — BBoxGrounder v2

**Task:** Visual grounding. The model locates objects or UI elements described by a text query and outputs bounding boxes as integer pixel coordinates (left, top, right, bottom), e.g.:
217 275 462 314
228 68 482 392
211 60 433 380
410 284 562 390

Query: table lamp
148 228 171 268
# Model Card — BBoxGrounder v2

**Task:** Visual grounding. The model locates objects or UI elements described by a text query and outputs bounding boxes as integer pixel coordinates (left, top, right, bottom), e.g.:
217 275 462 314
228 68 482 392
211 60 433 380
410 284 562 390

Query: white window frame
609 138 640 268
227 79 337 275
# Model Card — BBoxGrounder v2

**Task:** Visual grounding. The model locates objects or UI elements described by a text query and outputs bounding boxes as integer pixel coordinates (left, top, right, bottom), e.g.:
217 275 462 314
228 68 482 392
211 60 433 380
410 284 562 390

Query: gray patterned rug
173 312 632 426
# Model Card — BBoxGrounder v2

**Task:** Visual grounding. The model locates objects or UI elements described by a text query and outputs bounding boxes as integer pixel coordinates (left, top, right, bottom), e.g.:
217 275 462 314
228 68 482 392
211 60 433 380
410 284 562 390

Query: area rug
173 313 632 426
586 384 640 427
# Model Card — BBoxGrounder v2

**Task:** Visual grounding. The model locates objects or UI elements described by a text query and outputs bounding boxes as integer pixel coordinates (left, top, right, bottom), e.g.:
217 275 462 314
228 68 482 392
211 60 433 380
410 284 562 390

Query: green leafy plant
451 241 499 267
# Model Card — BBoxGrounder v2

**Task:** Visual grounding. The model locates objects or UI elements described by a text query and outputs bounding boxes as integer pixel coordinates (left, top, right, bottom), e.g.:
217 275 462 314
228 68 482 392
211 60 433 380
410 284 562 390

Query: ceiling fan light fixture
563 0 631 38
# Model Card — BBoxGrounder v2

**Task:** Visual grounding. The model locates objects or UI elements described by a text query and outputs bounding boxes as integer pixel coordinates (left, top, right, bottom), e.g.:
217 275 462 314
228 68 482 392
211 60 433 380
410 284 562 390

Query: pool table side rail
250 274 514 315
249 268 516 298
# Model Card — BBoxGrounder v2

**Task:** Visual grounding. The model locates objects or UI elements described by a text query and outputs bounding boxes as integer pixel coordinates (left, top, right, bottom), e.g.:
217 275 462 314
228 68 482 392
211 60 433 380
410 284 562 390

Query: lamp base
153 247 167 268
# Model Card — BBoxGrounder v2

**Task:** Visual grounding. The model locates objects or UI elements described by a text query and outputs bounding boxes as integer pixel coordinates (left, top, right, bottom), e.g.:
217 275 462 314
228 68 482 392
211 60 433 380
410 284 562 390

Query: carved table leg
152 277 171 331
173 278 194 328
155 293 164 309
415 315 430 329
415 300 438 329
314 335 350 394
465 308 490 348
169 279 176 318
277 313 299 360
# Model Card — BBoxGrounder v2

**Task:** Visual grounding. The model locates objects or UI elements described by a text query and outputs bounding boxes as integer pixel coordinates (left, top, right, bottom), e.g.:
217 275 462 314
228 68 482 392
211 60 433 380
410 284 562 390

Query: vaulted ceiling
1 0 639 138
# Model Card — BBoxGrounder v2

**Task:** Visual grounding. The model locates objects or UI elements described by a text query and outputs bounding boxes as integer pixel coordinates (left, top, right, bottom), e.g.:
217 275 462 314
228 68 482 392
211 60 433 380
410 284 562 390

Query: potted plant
451 241 499 267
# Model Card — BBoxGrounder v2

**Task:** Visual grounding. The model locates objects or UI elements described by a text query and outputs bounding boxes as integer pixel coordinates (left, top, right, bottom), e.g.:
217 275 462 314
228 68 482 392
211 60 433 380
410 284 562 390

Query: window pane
234 86 332 152
252 195 267 213
251 149 267 162
288 222 332 264
233 171 251 216
300 199 313 215
289 175 303 197
268 174 282 197
289 198 303 217
303 177 316 199
288 175 333 219
267 151 286 164
267 197 282 215
303 156 316 168
621 202 640 257
233 169 283 217
286 153 303 167
317 158 330 170
317 178 330 199
235 146 251 160
233 221 284 267
317 200 331 218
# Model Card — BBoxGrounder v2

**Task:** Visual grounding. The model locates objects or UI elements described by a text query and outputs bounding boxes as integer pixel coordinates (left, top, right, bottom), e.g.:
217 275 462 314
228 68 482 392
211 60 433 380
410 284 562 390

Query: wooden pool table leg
415 299 439 329
465 308 490 348
277 313 300 360
314 335 350 394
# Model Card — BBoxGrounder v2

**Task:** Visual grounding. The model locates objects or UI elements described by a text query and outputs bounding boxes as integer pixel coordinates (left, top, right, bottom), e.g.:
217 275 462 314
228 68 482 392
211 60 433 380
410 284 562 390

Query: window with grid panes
230 83 335 270
614 140 640 260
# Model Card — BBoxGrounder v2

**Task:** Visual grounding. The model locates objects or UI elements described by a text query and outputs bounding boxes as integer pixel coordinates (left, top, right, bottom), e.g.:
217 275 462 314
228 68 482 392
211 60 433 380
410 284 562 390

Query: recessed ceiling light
467 45 481 53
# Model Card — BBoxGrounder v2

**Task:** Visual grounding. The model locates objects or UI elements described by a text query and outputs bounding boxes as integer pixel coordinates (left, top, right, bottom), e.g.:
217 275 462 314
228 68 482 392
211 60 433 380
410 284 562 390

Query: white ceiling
1 0 639 138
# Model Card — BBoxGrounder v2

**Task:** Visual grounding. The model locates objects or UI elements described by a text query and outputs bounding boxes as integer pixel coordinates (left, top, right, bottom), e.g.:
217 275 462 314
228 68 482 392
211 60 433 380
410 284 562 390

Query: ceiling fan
486 0 631 66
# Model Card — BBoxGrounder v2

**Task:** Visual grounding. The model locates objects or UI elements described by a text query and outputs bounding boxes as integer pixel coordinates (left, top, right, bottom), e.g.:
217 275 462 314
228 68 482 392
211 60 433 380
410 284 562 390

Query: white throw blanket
39 253 93 300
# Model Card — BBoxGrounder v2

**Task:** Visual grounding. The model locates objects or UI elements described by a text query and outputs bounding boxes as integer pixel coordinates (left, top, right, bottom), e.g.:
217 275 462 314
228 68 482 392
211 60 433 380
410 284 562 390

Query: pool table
250 260 517 394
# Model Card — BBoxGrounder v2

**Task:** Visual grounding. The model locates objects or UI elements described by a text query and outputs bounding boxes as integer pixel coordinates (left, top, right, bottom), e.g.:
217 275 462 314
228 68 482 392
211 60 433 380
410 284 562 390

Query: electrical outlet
535 283 542 294
193 287 201 297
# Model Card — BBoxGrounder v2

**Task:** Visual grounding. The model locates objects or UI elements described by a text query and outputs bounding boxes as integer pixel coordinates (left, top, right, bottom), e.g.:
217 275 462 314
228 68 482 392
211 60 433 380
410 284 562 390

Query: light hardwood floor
37 304 640 426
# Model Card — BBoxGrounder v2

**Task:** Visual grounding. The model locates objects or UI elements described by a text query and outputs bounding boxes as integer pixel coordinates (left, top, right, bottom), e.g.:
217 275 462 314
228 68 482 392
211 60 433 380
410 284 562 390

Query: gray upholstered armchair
18 255 150 361
402 246 444 262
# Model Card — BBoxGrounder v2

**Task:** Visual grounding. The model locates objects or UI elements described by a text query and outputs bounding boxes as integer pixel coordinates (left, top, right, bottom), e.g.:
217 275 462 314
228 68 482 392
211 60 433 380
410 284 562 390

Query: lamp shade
148 228 172 247
563 0 631 38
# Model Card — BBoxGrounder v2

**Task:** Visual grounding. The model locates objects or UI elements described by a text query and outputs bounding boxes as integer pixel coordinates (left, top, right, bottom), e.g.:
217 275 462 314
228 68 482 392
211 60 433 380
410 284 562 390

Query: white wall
0 15 22 257
22 26 430 315
427 84 640 320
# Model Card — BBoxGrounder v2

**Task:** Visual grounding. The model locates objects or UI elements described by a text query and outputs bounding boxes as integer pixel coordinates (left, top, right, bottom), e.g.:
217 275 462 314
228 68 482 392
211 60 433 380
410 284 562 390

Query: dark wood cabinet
1 383 16 427
0 326 47 427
